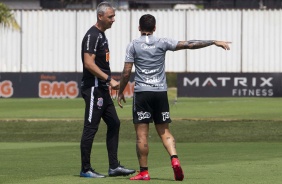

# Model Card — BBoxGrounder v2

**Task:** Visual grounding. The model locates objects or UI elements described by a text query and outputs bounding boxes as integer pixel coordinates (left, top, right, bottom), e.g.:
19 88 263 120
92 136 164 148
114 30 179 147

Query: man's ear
138 26 141 31
97 13 102 21
153 26 156 32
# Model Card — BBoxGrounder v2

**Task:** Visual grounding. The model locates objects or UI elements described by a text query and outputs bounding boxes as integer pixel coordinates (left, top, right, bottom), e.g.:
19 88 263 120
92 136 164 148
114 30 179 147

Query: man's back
125 35 178 92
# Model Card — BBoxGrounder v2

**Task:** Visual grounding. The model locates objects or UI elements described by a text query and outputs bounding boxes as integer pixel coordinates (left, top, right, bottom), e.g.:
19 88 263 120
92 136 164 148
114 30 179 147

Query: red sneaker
171 158 184 181
130 171 150 180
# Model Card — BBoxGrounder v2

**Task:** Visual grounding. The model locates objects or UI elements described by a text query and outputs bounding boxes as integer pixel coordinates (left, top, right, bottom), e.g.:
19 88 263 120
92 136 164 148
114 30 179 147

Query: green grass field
0 90 282 184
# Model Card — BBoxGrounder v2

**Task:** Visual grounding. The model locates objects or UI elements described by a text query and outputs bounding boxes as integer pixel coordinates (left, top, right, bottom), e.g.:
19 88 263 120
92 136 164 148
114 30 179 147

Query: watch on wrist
106 75 111 83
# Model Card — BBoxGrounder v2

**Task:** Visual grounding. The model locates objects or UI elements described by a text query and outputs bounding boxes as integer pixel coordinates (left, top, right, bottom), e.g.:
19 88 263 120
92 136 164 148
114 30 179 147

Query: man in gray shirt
125 36 178 92
118 14 230 181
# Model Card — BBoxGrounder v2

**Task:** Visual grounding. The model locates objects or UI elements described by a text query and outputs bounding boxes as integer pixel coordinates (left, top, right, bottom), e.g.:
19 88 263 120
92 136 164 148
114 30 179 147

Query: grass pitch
0 91 282 183
1 142 282 184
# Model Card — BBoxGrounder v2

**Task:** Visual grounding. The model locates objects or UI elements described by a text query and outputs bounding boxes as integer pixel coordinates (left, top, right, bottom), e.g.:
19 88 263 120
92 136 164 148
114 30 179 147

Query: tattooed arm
118 62 133 108
175 40 231 50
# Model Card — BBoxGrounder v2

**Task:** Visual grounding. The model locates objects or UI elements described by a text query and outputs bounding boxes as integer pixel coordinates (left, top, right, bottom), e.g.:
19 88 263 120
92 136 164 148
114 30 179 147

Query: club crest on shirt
97 97 103 109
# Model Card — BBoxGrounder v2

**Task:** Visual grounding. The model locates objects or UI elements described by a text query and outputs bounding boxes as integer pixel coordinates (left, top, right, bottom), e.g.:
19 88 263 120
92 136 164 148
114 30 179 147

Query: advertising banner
0 73 135 98
3 72 281 98
177 73 282 97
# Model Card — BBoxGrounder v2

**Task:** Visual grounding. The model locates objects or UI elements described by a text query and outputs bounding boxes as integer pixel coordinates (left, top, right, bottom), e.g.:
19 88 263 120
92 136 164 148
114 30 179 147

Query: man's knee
107 118 120 129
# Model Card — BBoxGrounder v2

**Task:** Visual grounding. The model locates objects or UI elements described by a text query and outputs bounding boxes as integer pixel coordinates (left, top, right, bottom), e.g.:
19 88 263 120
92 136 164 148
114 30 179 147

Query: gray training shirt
125 35 178 92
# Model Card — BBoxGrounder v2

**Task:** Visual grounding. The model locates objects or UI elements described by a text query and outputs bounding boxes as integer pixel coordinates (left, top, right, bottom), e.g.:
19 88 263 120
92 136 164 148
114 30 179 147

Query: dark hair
139 14 156 32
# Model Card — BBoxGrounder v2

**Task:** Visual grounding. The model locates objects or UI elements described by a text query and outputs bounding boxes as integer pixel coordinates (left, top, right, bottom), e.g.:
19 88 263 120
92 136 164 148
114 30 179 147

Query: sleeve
161 38 178 51
82 33 99 54
124 42 135 63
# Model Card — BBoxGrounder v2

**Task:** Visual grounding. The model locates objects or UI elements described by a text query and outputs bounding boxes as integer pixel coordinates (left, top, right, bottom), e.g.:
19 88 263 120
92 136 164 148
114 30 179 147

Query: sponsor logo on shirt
101 40 107 47
141 68 159 74
141 43 155 50
145 77 160 83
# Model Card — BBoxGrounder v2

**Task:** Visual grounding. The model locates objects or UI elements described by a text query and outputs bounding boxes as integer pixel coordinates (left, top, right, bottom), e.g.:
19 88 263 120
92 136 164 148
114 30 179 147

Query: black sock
140 167 148 172
171 155 178 160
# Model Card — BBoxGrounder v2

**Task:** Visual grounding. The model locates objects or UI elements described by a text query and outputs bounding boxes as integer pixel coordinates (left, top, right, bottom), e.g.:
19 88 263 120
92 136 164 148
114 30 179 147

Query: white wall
242 10 282 72
0 9 282 72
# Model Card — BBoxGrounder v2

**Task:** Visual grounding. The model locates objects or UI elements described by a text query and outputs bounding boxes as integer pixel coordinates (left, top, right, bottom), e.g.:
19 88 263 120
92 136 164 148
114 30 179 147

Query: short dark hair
139 14 156 32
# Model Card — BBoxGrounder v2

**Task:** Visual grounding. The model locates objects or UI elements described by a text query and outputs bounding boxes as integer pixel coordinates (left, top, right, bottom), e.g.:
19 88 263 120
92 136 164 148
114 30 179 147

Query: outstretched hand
214 41 231 50
117 93 126 108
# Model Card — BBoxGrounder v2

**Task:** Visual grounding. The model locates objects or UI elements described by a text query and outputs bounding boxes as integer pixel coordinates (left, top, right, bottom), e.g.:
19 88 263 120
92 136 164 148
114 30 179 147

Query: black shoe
80 168 106 178
108 164 136 177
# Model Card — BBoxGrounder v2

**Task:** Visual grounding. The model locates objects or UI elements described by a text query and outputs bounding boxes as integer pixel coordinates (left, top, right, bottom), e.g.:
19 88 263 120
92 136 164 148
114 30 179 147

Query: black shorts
133 91 171 124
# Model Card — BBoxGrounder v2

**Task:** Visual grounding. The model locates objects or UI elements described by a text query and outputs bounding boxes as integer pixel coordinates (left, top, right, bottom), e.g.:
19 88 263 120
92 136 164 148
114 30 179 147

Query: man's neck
95 23 105 32
141 32 153 36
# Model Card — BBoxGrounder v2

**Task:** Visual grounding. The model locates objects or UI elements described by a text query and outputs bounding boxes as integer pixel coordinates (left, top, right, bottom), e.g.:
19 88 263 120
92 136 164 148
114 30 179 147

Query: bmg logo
0 80 13 98
39 81 78 98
